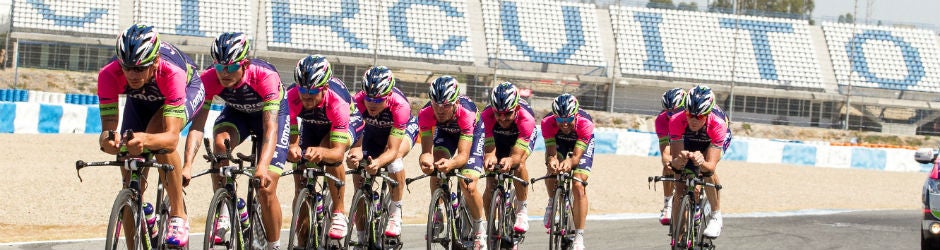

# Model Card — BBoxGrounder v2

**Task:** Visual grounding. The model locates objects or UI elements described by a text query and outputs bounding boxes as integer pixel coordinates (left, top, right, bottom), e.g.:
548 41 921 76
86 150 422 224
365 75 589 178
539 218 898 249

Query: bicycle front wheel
548 191 567 250
427 188 452 250
204 189 239 250
247 194 267 250
288 188 317 249
672 196 694 250
346 190 373 248
105 189 144 250
487 188 507 249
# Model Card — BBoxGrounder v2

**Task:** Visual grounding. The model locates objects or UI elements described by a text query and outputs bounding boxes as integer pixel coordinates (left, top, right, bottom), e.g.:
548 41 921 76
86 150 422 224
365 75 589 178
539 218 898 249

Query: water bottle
373 193 382 211
237 198 250 228
450 192 459 210
315 194 324 213
143 202 158 238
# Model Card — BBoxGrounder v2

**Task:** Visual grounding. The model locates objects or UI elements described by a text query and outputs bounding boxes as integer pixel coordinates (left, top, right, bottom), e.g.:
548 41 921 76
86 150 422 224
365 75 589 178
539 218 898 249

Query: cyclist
345 66 417 239
481 82 536 233
540 93 595 250
417 75 488 249
655 87 686 225
668 85 731 238
285 55 363 241
182 32 289 250
97 24 205 247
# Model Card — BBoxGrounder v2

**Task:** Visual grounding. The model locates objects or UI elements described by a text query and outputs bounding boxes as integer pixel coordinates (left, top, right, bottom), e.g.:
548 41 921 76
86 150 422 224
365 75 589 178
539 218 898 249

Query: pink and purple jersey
418 97 479 142
654 107 684 147
354 87 412 139
481 100 536 157
97 41 204 122
287 78 363 146
541 109 595 152
201 59 283 114
668 106 732 154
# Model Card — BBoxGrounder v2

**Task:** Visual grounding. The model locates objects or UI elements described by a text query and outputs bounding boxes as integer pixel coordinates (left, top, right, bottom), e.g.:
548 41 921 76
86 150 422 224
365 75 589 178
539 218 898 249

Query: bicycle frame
284 161 344 250
484 167 529 249
76 130 175 250
195 136 265 250
649 169 722 250
406 169 474 249
531 171 587 250
346 160 401 249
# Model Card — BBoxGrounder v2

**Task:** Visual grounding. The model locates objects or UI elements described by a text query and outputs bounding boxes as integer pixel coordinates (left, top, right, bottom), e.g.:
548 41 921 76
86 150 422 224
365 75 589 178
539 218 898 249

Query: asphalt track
0 210 919 250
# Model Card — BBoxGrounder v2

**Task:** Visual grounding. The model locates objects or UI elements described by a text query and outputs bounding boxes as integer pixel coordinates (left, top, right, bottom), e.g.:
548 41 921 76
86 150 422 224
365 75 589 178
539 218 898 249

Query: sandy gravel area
0 134 925 242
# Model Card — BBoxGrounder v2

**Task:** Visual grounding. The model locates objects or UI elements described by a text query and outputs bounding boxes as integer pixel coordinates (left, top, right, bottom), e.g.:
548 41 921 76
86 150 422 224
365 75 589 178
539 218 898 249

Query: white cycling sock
220 203 231 218
514 199 527 212
475 219 487 235
265 241 280 250
389 200 402 219
664 196 673 207
575 229 584 241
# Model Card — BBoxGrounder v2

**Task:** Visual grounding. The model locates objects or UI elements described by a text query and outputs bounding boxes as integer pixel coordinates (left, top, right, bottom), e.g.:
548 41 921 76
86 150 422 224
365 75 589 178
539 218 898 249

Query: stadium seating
609 6 823 89
265 0 474 63
12 0 119 35
137 0 253 37
821 22 940 92
481 0 605 66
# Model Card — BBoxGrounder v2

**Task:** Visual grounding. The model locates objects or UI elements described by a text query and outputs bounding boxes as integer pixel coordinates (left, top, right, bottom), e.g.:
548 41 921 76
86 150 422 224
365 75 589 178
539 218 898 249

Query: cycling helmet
210 32 251 65
551 94 579 118
661 87 686 110
361 66 395 97
428 75 459 104
294 55 332 89
490 81 520 112
116 24 160 67
685 85 716 116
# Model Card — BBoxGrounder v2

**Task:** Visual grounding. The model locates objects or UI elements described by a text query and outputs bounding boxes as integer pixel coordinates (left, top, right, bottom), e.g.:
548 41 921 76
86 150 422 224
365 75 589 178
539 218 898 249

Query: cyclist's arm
445 137 472 171
507 113 535 168
135 114 184 151
700 146 722 172
256 108 279 173
669 141 688 169
182 106 210 168
372 133 402 168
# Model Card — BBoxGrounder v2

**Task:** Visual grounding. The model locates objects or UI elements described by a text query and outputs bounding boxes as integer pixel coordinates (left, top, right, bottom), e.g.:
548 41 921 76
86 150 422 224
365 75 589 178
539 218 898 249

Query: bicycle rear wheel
105 189 145 250
487 187 508 249
427 188 452 250
204 189 239 250
455 195 474 249
288 188 317 249
346 190 373 248
548 191 566 250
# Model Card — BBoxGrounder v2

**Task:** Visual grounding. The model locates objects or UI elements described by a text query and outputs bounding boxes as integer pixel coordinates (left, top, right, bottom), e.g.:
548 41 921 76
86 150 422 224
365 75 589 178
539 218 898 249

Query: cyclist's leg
458 127 487 247
142 108 187 221
321 135 349 239
512 150 532 232
571 138 595 248
383 130 415 236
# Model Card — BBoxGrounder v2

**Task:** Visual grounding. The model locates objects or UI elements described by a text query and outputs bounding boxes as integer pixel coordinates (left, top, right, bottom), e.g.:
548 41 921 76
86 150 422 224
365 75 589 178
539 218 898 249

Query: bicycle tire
487 187 507 249
377 187 395 248
287 188 317 249
548 190 566 250
203 189 239 250
153 187 168 250
105 189 144 250
696 198 714 249
247 194 267 250
673 195 694 250
455 194 474 249
427 188 452 250
319 186 336 248
346 190 373 248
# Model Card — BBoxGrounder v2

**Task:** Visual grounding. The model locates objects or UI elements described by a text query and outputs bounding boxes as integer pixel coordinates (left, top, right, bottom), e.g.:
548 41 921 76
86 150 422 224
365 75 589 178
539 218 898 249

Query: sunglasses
688 113 708 120
555 116 575 123
297 86 323 95
214 62 242 73
121 65 150 73
496 110 515 116
364 95 387 103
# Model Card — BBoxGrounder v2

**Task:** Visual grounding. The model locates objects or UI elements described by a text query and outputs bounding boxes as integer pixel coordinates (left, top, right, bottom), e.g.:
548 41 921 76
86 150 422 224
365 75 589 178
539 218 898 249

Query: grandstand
4 0 940 136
